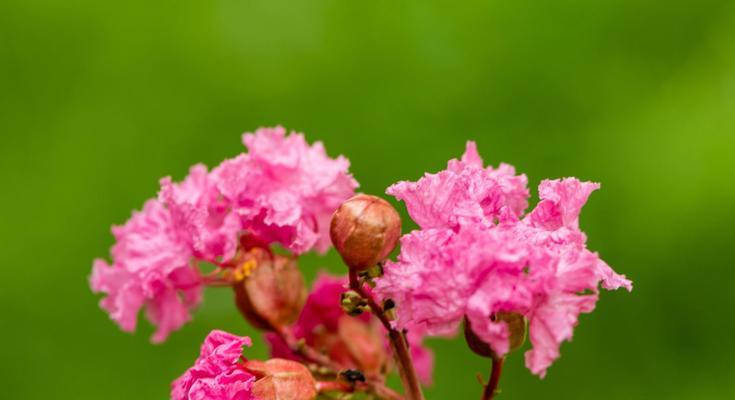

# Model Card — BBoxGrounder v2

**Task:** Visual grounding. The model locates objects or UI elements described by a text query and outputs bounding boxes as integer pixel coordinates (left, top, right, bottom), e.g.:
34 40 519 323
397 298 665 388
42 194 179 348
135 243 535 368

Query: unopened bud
233 249 307 331
340 290 369 316
337 315 387 375
330 194 402 271
464 313 527 359
245 358 318 400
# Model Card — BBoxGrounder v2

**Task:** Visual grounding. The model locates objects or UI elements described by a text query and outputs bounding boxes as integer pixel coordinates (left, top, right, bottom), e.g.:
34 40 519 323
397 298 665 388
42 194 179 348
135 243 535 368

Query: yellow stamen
234 259 257 282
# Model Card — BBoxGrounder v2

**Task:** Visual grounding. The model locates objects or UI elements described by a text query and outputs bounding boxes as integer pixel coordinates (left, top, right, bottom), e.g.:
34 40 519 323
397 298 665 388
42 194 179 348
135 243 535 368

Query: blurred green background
2 0 734 399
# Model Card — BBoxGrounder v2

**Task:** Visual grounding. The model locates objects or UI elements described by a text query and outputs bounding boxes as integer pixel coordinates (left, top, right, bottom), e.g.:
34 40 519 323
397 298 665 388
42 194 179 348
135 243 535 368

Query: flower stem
349 270 424 400
481 357 505 400
316 380 353 393
276 325 341 373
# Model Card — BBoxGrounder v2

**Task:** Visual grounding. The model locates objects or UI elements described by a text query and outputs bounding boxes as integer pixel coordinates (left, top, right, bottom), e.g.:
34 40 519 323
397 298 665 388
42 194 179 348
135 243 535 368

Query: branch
481 357 504 400
349 270 424 400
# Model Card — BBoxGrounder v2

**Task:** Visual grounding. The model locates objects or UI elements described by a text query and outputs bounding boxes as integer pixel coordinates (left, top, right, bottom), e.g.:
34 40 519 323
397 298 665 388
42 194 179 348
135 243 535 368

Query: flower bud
330 194 402 271
337 315 388 376
245 358 318 400
340 290 369 316
233 248 307 331
464 313 527 359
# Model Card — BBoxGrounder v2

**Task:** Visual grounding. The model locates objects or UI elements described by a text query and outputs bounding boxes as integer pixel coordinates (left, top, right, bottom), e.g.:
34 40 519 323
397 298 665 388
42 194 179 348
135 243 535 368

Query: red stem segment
316 380 353 393
276 326 341 372
481 357 505 400
349 270 424 400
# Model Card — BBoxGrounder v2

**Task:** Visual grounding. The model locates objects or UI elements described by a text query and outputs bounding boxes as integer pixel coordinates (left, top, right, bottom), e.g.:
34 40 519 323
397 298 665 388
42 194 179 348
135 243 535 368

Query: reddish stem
201 279 233 287
276 326 341 373
369 382 404 400
349 270 424 400
209 259 236 269
316 380 354 393
481 357 504 400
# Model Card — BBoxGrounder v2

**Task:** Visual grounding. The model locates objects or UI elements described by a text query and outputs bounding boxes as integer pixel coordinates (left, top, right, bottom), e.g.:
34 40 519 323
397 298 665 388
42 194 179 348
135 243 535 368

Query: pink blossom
386 141 528 230
92 127 358 342
516 178 632 291
213 127 358 254
266 273 435 384
159 164 241 262
171 330 256 400
523 248 600 378
375 225 532 356
378 143 632 377
90 199 202 343
405 323 435 385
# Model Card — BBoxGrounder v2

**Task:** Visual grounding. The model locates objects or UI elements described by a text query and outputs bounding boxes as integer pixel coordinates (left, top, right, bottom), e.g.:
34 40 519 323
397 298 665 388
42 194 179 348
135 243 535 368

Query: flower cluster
91 127 357 342
90 130 631 400
376 142 632 377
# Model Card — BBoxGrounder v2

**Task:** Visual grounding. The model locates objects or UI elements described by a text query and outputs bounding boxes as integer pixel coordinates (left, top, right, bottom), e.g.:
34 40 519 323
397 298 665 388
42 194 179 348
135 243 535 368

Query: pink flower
92 127 358 342
90 199 202 343
213 127 358 254
522 247 601 378
514 178 632 291
386 141 528 231
378 142 632 377
405 323 435 385
376 226 532 356
171 330 256 400
266 273 435 384
159 164 242 262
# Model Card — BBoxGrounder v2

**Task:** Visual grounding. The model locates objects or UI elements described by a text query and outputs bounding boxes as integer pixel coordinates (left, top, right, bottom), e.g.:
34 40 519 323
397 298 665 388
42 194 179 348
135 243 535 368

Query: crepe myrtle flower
172 330 318 400
386 141 529 231
376 142 632 378
213 126 358 254
90 127 357 342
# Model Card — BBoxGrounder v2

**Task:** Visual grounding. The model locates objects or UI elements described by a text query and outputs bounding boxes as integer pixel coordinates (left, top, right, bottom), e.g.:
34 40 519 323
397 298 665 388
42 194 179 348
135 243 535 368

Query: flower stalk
481 357 504 400
349 270 424 400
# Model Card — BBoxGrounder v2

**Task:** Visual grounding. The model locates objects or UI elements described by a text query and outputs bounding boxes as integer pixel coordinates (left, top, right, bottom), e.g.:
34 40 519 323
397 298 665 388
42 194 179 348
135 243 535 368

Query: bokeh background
2 1 734 399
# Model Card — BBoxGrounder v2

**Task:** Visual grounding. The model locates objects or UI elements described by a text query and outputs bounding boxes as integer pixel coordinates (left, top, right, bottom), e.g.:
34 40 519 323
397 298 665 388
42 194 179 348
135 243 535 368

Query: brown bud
464 313 527 359
337 315 388 376
330 194 402 271
245 358 318 400
233 249 307 331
